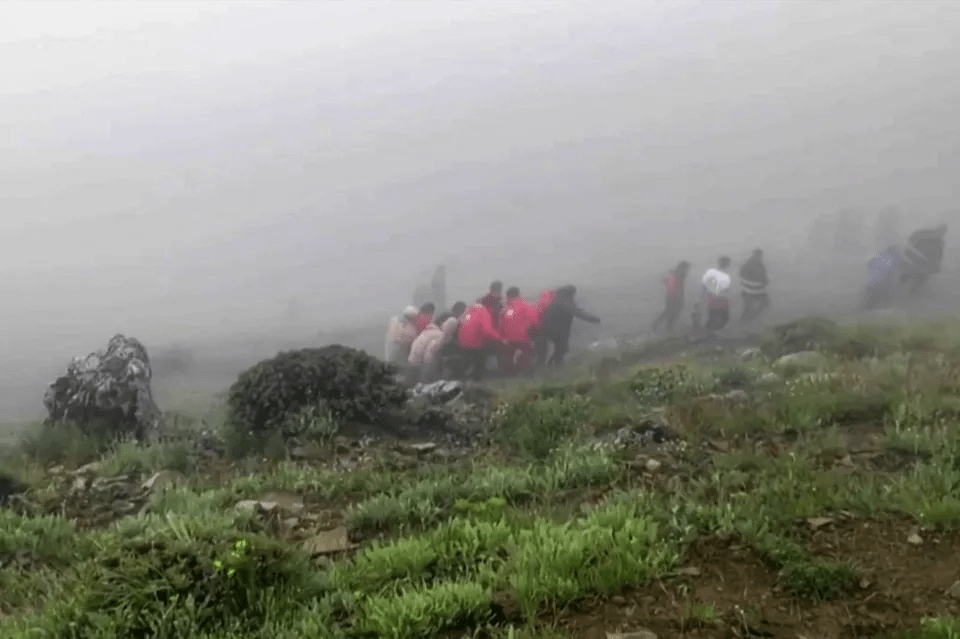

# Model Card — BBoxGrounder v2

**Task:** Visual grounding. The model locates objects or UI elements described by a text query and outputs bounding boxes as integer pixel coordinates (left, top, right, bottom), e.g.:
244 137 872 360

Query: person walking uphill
499 287 539 375
537 285 600 367
699 257 733 334
651 260 691 335
457 301 503 381
739 249 770 324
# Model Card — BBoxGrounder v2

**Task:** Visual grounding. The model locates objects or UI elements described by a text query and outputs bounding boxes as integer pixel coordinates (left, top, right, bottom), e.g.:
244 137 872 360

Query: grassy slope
3 318 960 637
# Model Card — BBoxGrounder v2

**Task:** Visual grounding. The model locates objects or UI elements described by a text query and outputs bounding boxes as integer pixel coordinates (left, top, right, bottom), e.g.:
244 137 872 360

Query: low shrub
495 396 592 461
225 345 406 448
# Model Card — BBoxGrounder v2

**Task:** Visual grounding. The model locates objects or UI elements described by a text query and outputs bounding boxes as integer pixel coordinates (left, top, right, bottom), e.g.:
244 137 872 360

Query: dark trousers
740 292 769 323
463 344 498 381
704 305 730 332
651 297 684 333
501 341 535 376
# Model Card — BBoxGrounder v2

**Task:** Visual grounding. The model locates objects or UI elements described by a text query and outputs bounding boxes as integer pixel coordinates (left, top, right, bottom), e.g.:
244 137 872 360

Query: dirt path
556 518 960 639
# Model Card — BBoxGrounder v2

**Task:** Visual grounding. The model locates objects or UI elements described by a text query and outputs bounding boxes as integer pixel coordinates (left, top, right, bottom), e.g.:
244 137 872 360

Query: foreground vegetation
4 317 960 637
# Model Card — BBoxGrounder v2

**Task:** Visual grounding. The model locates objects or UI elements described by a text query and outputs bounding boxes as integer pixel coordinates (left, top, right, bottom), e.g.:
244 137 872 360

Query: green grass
4 317 960 637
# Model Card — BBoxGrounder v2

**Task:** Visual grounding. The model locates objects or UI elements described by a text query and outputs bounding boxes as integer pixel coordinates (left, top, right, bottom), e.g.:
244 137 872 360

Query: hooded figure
739 249 770 324
499 287 539 375
536 285 600 367
699 257 732 333
385 306 419 365
651 260 691 334
901 224 947 295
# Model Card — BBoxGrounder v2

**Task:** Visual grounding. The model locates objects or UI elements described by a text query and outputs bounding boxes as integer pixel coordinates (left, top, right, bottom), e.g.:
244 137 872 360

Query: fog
1 0 959 419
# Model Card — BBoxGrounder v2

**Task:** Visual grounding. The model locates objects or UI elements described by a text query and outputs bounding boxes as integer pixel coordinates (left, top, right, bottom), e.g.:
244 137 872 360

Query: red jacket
500 297 539 344
533 289 556 328
414 312 433 334
458 304 501 349
664 272 681 299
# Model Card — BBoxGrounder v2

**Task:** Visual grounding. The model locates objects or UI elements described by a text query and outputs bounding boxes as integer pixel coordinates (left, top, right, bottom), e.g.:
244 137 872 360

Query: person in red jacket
499 287 539 375
457 301 503 381
413 302 435 334
479 281 505 329
651 260 691 335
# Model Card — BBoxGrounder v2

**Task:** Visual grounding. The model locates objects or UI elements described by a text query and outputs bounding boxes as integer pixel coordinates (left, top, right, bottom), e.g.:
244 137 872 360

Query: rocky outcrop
43 334 163 441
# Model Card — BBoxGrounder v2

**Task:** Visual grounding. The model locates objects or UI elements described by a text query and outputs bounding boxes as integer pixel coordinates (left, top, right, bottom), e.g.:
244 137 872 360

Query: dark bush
225 345 407 442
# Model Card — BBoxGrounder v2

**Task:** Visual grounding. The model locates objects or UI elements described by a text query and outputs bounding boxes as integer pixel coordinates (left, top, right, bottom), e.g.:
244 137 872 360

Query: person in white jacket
384 306 419 366
698 256 733 333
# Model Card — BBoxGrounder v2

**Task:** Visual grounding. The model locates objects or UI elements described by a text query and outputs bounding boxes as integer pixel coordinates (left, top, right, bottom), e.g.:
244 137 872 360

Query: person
413 302 435 334
431 264 447 313
499 287 539 375
901 224 947 296
480 281 505 329
457 300 503 381
384 306 419 366
739 249 770 324
408 319 446 385
651 260 691 334
537 285 600 367
863 246 903 310
699 257 732 333
435 301 468 378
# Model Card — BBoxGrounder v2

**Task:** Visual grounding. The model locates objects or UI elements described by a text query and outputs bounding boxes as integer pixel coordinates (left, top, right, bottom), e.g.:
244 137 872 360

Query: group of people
385 281 600 384
650 248 770 338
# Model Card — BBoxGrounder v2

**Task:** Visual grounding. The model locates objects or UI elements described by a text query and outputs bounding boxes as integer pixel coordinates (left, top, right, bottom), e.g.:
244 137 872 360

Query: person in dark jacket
739 249 770 324
902 224 947 296
479 281 505 329
651 260 691 334
536 285 600 367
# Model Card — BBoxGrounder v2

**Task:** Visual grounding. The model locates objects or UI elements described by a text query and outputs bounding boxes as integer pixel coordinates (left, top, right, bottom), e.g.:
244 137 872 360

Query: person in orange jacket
499 287 539 375
457 300 503 381
413 302 435 334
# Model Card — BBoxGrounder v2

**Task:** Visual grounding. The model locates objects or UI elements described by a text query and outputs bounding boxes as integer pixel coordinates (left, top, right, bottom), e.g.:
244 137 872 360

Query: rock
723 389 750 402
302 526 357 555
234 500 262 516
0 473 24 507
907 532 923 545
409 380 465 406
141 470 186 493
258 491 304 514
739 347 765 362
676 566 701 577
290 441 325 461
43 334 163 441
758 372 781 385
610 595 627 605
645 459 662 473
806 517 835 530
946 580 960 599
773 351 828 373
606 630 657 639
407 442 438 453
74 461 102 476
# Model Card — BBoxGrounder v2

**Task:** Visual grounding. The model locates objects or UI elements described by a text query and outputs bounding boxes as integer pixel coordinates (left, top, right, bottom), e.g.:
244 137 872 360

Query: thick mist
1 1 959 420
